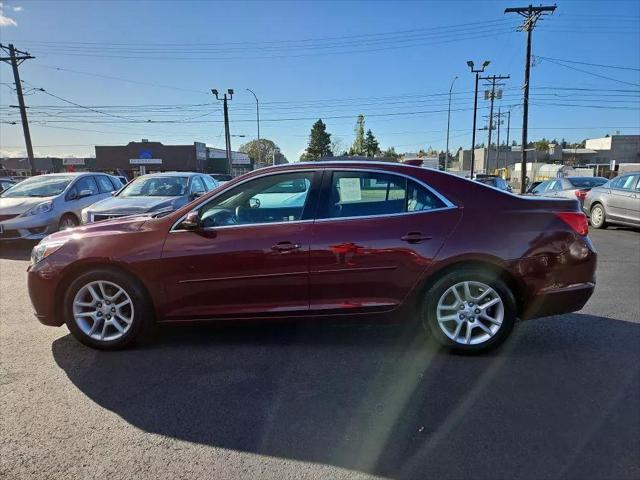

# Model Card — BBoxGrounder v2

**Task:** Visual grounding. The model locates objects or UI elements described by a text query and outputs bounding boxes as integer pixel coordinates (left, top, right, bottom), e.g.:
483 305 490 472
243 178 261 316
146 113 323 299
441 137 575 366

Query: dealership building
93 139 251 177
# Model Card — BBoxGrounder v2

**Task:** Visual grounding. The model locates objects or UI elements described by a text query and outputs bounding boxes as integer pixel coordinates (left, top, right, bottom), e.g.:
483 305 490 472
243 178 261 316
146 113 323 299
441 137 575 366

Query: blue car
81 172 218 224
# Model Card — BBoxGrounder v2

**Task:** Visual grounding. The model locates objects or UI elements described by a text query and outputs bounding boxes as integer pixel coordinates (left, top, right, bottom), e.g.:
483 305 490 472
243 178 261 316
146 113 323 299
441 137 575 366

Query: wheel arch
415 257 525 317
55 261 156 326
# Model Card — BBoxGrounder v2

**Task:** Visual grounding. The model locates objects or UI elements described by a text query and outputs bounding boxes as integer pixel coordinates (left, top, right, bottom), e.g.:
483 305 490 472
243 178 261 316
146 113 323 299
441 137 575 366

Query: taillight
555 211 589 236
575 189 588 200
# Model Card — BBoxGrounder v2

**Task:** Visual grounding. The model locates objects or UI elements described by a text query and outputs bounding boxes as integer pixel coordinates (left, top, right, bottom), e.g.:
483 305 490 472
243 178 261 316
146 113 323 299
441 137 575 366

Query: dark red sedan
27 162 596 352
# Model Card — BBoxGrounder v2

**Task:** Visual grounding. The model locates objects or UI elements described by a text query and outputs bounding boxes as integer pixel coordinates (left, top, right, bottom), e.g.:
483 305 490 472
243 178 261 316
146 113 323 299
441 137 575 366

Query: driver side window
197 172 315 228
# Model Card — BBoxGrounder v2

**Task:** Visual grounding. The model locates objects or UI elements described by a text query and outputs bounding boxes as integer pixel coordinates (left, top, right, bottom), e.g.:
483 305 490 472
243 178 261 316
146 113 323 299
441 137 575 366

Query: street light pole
467 60 490 178
445 75 458 172
246 88 261 167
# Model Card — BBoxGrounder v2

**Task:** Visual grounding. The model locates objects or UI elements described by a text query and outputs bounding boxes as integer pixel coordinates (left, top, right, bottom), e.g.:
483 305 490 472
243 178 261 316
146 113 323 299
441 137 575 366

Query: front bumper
0 213 59 241
27 257 66 326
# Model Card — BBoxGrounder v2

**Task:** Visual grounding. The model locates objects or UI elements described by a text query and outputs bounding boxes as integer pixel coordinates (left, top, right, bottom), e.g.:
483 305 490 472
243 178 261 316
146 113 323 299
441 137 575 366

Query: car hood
87 195 184 214
0 196 55 215
44 215 149 243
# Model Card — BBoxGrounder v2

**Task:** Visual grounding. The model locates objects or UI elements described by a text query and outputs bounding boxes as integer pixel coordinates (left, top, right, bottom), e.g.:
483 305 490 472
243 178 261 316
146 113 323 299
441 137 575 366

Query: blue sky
1 0 639 162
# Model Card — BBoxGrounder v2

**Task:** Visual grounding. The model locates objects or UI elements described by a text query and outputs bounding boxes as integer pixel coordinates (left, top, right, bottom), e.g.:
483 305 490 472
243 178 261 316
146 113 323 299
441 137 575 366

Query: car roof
137 171 199 177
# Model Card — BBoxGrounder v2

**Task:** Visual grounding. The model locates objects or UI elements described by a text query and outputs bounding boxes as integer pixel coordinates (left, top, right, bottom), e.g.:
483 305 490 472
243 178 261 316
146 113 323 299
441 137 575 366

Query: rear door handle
271 241 301 252
401 232 432 243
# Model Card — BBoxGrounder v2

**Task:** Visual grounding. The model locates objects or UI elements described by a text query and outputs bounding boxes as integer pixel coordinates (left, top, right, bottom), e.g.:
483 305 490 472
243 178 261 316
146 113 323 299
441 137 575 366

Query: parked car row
27 162 596 353
0 171 221 240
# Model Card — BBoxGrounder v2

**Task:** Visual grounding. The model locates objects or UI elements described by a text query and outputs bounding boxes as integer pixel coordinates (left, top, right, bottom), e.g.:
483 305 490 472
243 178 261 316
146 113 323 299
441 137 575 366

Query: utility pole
445 75 458 172
505 4 557 193
504 110 511 171
246 89 261 167
0 43 36 176
495 107 501 175
467 60 490 178
479 74 509 174
212 88 234 172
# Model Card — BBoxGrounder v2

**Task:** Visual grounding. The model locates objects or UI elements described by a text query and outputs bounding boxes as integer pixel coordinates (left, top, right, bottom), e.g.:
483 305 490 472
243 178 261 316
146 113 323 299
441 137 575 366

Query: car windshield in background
119 176 188 197
568 177 607 188
0 175 73 198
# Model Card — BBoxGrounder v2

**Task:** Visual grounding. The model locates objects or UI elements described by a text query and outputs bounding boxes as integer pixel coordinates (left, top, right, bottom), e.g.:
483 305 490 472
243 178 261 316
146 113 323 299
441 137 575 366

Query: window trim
170 167 455 232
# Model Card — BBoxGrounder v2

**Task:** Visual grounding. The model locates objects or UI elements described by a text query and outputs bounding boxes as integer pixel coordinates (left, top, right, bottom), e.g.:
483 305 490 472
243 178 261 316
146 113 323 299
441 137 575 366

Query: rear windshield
567 177 607 188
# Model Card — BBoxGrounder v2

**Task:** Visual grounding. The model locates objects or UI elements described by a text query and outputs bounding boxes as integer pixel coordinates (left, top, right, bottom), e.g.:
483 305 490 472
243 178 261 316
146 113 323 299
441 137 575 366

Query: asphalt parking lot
0 228 638 480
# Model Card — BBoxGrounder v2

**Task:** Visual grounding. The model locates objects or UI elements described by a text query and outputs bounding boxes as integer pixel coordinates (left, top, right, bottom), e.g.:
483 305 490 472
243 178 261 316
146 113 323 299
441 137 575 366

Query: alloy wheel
436 281 504 345
72 280 134 341
591 205 604 227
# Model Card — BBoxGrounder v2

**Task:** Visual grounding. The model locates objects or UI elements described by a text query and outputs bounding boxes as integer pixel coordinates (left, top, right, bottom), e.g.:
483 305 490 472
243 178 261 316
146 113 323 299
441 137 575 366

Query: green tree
534 138 550 152
239 138 284 166
382 146 400 162
363 129 380 157
304 119 333 160
349 114 366 155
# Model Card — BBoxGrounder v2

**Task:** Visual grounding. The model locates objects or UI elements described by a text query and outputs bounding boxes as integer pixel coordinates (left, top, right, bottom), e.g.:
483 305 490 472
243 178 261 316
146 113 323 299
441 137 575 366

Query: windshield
568 177 608 188
118 176 188 197
0 175 73 198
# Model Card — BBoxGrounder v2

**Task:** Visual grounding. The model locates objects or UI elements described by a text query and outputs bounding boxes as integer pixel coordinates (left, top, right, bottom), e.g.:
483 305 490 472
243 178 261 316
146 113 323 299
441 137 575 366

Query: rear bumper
521 282 595 320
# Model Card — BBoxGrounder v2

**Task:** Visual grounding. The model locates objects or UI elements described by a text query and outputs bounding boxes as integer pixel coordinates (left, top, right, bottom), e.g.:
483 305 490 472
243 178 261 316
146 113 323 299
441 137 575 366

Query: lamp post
444 75 458 172
246 88 261 167
466 60 490 177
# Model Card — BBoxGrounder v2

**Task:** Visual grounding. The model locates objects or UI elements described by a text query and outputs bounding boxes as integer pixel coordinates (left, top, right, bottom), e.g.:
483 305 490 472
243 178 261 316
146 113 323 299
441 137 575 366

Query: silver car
81 172 217 224
0 172 122 241
530 176 608 205
583 172 640 229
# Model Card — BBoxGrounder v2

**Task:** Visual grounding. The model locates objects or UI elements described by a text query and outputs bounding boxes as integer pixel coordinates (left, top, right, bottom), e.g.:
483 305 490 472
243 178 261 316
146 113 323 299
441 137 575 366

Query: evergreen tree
363 129 380 157
349 114 366 155
382 146 400 162
305 119 333 160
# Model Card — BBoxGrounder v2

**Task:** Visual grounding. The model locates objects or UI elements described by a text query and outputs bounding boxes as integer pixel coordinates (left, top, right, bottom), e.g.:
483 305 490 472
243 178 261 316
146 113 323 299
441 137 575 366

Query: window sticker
338 177 362 202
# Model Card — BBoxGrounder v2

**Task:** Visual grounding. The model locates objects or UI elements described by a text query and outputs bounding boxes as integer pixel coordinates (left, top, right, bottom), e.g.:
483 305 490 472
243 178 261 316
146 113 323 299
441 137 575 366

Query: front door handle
401 232 432 244
271 241 301 252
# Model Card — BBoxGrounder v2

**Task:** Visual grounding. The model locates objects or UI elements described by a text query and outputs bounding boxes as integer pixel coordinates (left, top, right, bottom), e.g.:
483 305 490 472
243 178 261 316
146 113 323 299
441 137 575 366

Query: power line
539 57 640 87
535 55 640 72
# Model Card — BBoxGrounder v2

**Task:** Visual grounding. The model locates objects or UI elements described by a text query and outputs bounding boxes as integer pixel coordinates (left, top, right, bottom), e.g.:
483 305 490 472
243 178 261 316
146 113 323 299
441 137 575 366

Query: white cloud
0 14 17 26
13 6 23 11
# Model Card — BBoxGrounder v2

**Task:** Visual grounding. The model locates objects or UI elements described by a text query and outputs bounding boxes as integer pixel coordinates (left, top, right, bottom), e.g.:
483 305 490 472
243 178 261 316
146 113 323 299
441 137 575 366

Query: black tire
422 267 516 354
58 213 79 231
63 268 153 350
589 203 608 229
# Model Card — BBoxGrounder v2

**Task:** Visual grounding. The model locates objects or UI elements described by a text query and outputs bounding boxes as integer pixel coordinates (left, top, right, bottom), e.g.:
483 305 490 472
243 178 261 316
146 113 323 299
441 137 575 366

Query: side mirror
78 189 93 199
189 191 204 201
181 210 201 230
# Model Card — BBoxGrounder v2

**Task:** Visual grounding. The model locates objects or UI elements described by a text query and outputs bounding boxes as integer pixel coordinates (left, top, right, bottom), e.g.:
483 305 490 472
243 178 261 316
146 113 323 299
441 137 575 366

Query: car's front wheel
63 269 152 350
423 268 516 353
589 204 607 229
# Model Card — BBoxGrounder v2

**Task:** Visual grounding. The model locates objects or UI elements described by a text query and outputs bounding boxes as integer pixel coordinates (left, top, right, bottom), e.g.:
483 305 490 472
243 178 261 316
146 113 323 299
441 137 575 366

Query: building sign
63 158 85 166
195 142 207 161
130 158 163 165
231 151 251 165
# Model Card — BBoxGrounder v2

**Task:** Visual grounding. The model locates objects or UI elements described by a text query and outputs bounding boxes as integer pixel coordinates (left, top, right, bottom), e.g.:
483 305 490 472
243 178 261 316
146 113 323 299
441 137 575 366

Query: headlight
22 200 54 217
31 239 67 265
81 209 90 224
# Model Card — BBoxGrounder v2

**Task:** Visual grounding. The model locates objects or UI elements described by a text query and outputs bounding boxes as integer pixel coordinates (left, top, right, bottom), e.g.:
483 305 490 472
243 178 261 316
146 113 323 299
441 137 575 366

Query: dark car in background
81 172 217 223
530 176 608 205
28 162 596 353
583 172 640 229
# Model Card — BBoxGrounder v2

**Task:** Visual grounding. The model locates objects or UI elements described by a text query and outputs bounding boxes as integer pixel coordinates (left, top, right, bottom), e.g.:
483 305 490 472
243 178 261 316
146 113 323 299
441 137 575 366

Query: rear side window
96 175 116 193
321 171 445 219
202 175 216 190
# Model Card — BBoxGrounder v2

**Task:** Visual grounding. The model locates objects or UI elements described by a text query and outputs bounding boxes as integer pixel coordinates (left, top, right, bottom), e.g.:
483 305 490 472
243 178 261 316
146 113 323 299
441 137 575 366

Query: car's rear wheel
63 269 152 350
423 268 516 353
590 204 607 229
58 214 79 231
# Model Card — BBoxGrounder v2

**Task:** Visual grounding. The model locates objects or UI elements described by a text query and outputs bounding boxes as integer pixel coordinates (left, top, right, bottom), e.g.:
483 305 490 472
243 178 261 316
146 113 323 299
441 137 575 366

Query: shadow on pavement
0 240 36 260
52 314 640 480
